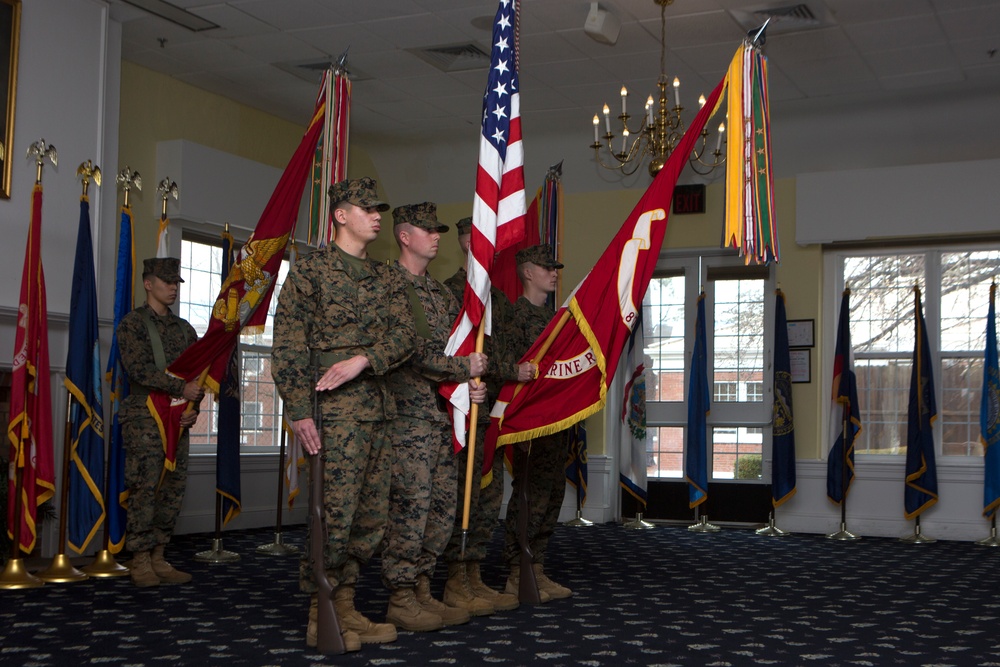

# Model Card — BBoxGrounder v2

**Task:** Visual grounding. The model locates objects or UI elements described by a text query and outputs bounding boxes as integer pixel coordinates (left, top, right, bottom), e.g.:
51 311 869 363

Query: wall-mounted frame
787 318 815 348
790 349 811 383
0 0 19 199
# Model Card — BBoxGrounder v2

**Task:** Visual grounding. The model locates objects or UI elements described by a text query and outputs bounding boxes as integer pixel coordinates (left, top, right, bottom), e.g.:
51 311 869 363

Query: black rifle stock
310 372 345 654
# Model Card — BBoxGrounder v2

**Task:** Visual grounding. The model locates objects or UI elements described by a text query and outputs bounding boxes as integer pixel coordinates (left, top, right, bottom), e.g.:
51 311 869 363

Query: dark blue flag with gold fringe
216 227 242 525
827 289 860 504
904 287 938 518
685 292 710 508
771 289 796 507
104 205 134 553
565 421 588 507
982 283 1000 518
66 196 105 553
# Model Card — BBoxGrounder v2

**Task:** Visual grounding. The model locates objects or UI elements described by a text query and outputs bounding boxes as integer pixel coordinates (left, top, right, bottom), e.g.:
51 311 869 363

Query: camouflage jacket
445 267 521 421
117 303 198 422
512 295 555 360
272 244 415 422
387 262 469 423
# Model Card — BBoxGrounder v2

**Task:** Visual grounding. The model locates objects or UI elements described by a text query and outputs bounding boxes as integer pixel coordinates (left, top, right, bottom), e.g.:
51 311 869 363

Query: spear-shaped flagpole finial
334 47 350 75
748 17 770 47
157 177 179 217
26 139 57 184
117 166 142 209
76 160 102 197
547 159 564 179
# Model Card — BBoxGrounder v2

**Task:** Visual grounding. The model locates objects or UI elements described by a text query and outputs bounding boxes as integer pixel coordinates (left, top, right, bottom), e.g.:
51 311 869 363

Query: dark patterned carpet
4 522 1000 666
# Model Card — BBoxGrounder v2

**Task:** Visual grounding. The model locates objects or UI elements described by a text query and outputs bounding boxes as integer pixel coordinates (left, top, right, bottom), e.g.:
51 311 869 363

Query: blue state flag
216 229 242 525
105 206 134 552
65 196 105 553
685 293 710 508
904 287 938 518
771 289 796 507
565 421 588 507
827 289 861 504
982 284 1000 518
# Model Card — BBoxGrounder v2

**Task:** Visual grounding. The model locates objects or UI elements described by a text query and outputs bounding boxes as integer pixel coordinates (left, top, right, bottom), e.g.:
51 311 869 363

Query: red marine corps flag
486 77 727 460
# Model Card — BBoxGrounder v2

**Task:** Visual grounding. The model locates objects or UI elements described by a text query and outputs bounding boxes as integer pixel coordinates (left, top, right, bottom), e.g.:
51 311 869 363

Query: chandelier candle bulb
593 115 600 143
622 127 629 154
621 86 628 114
673 77 680 107
716 123 725 152
699 94 706 108
646 96 654 125
603 104 611 133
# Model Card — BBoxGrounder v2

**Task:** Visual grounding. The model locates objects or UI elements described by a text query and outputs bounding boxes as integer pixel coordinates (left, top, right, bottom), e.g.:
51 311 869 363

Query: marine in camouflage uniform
271 177 414 649
381 202 486 632
441 216 524 615
503 244 574 602
117 257 203 588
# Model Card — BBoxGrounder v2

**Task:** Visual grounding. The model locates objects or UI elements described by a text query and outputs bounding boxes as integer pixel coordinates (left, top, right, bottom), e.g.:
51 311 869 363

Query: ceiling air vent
408 43 491 73
730 2 834 35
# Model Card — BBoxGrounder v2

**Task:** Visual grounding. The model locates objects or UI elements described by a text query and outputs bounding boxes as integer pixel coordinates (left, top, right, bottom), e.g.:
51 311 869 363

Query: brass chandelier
590 0 725 178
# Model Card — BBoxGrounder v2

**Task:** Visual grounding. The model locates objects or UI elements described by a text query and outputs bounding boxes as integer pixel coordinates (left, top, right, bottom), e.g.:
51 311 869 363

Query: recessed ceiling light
122 0 219 32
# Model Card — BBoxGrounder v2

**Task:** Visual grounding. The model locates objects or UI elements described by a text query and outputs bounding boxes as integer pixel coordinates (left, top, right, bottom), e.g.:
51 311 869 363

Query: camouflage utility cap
516 244 563 269
393 202 449 233
142 257 184 283
328 177 390 212
455 216 473 235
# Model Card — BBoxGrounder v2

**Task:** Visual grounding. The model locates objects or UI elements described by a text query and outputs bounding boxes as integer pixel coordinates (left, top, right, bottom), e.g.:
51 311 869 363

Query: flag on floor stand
619 309 648 509
771 289 796 507
147 87 328 468
441 0 527 453
6 184 56 554
105 205 135 553
982 283 1000 518
216 228 241 525
904 287 938 518
65 195 106 553
565 421 588 507
827 289 860 505
685 293 710 509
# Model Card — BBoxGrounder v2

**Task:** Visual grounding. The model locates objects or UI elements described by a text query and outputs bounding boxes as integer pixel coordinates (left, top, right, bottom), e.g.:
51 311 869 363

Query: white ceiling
112 0 1000 141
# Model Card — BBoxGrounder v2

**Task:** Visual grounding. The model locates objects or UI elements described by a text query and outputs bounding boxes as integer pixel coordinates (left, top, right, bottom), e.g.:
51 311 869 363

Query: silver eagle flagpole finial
117 166 142 208
27 139 57 184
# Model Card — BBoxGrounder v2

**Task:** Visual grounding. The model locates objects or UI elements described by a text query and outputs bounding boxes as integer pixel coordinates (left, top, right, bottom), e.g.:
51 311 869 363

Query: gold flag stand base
0 558 44 589
194 538 240 563
81 550 130 577
755 512 790 537
35 553 88 583
688 515 720 533
623 512 655 530
826 521 861 541
256 531 301 556
899 517 935 544
563 510 593 527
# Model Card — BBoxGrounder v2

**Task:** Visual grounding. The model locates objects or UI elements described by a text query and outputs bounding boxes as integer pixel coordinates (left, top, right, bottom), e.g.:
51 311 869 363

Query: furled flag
155 179 177 258
685 293 710 509
441 0 526 452
282 240 305 508
485 74 728 466
618 309 648 509
147 89 328 467
105 203 134 552
904 287 938 519
827 289 861 505
771 289 796 507
65 195 106 553
216 227 241 525
7 184 56 554
565 421 588 507
307 66 350 246
981 283 1000 518
723 41 778 264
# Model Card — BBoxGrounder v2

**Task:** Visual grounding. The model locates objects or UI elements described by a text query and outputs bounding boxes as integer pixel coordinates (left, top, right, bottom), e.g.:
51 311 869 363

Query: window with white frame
836 246 1000 457
178 236 290 453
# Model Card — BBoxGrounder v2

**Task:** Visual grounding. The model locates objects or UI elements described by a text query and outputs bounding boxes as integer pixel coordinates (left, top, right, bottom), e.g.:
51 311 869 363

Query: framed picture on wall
787 319 814 348
0 0 19 199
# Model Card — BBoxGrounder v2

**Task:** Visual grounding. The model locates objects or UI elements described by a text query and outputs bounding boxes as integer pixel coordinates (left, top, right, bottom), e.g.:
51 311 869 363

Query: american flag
441 0 526 450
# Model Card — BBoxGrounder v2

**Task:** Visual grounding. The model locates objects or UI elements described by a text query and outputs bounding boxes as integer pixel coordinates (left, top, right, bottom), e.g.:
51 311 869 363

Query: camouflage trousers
299 419 391 593
381 416 457 588
444 421 505 563
503 431 570 566
123 415 189 553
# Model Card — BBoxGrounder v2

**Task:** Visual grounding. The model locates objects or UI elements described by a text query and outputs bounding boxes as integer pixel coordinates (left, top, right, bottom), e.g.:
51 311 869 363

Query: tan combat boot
129 551 160 588
150 544 192 584
333 585 397 644
467 561 519 611
306 594 361 652
504 564 551 603
415 574 470 626
533 563 572 599
386 587 444 632
443 561 494 616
